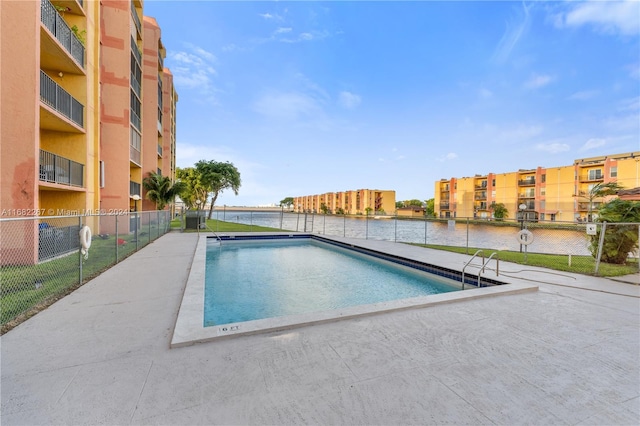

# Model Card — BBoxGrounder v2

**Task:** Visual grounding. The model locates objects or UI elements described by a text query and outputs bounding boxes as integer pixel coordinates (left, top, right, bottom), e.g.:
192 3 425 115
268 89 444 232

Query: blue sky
145 0 640 206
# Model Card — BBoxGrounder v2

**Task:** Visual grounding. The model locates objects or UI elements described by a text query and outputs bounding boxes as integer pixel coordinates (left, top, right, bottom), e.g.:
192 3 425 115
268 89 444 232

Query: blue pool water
204 238 460 326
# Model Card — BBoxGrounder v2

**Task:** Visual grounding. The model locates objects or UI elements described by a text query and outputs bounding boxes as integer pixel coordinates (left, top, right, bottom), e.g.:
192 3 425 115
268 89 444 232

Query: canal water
209 210 593 256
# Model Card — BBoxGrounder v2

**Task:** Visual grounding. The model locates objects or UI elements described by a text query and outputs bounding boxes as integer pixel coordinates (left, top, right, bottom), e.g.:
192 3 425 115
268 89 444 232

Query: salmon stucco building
0 0 177 263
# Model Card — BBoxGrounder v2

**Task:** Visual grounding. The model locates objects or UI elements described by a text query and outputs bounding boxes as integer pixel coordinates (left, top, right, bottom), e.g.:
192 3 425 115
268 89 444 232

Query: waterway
208 210 593 256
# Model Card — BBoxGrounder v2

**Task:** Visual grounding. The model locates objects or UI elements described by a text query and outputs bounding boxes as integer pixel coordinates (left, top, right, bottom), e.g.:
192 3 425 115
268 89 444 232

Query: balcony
518 178 536 186
40 70 84 130
580 172 604 182
475 203 488 211
131 2 142 39
130 145 141 166
131 37 142 66
40 0 85 70
519 192 535 199
439 203 450 210
130 181 141 197
157 144 163 157
518 201 536 210
474 183 487 190
475 192 487 200
578 202 602 211
130 110 141 131
131 72 141 98
158 51 164 71
39 149 84 187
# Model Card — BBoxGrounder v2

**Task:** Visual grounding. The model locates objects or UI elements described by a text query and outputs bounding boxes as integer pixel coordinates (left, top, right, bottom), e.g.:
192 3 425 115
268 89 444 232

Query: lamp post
132 195 141 243
518 203 527 253
195 199 202 234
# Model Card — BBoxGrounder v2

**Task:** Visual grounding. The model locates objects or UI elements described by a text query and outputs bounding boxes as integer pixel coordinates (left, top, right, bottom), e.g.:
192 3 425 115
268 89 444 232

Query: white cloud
338 91 361 109
535 143 570 154
168 45 219 102
492 2 532 64
567 90 599 101
524 73 554 89
555 0 640 36
478 88 493 99
438 153 458 162
579 138 607 152
252 92 322 121
275 27 292 34
259 13 283 21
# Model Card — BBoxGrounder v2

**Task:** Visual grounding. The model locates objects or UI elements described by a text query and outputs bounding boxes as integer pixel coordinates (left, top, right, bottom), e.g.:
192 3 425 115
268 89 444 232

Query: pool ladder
461 250 499 290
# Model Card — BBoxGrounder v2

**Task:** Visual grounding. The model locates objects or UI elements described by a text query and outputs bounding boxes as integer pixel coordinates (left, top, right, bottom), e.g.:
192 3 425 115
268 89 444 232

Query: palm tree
142 171 185 210
581 182 625 222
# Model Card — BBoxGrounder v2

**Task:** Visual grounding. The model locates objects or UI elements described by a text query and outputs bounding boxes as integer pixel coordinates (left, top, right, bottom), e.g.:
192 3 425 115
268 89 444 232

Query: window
610 166 617 178
541 187 546 196
541 174 546 183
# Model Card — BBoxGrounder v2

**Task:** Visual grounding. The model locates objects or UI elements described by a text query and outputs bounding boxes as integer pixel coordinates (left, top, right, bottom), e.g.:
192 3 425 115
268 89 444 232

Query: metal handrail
461 250 484 290
477 252 499 287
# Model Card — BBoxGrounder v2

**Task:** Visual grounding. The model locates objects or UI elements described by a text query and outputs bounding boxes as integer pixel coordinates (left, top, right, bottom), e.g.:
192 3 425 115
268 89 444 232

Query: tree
175 167 208 209
364 207 373 215
589 199 640 264
320 203 331 214
280 197 294 209
405 199 424 207
195 160 241 219
395 201 404 209
425 199 435 217
490 202 509 220
142 171 185 210
580 182 625 222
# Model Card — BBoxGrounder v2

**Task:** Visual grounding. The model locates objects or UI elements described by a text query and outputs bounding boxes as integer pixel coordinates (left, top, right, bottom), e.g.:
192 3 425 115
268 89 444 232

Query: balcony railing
518 201 536 210
518 178 536 186
131 36 142 65
39 149 84 187
40 70 84 128
580 173 604 182
474 184 487 190
578 202 602 211
130 110 141 131
40 0 85 67
439 203 450 209
130 72 141 99
130 181 141 197
475 193 487 200
157 144 163 156
129 145 141 165
158 51 164 70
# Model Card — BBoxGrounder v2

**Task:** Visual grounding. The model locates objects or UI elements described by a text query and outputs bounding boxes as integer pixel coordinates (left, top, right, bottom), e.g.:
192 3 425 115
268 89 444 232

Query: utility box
185 210 205 229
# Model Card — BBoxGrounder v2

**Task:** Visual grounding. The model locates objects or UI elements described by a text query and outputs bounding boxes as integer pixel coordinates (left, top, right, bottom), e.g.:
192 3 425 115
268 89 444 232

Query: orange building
435 152 640 222
294 189 396 215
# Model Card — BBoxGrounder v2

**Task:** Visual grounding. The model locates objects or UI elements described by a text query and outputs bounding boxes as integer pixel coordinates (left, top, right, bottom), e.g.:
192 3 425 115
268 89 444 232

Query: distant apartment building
435 152 640 222
293 190 396 215
0 0 177 262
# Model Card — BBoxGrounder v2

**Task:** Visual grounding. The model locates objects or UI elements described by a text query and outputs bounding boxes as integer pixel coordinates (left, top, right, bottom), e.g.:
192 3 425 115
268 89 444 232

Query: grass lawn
170 218 283 232
410 243 639 277
1 224 168 329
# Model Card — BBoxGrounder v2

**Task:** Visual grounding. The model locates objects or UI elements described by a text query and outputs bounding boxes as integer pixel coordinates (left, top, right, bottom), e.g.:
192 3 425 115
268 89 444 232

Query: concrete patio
1 231 639 425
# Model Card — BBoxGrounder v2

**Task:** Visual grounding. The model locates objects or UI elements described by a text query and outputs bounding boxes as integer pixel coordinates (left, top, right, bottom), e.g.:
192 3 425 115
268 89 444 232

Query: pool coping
170 234 538 348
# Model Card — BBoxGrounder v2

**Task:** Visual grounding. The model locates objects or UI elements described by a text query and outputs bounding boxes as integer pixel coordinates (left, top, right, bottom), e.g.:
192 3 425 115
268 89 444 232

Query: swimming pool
204 238 460 326
172 234 537 347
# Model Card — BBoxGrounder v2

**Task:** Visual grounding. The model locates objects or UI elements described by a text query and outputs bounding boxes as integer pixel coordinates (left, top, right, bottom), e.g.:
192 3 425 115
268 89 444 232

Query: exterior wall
100 0 137 219
141 16 163 211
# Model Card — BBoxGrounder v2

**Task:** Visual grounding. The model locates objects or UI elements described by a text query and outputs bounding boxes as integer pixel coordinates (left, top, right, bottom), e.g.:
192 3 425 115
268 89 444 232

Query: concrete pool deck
1 231 639 425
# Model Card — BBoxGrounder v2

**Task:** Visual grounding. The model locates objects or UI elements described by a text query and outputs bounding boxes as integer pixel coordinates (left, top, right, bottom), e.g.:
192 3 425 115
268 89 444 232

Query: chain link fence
197 210 639 277
1 211 171 331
